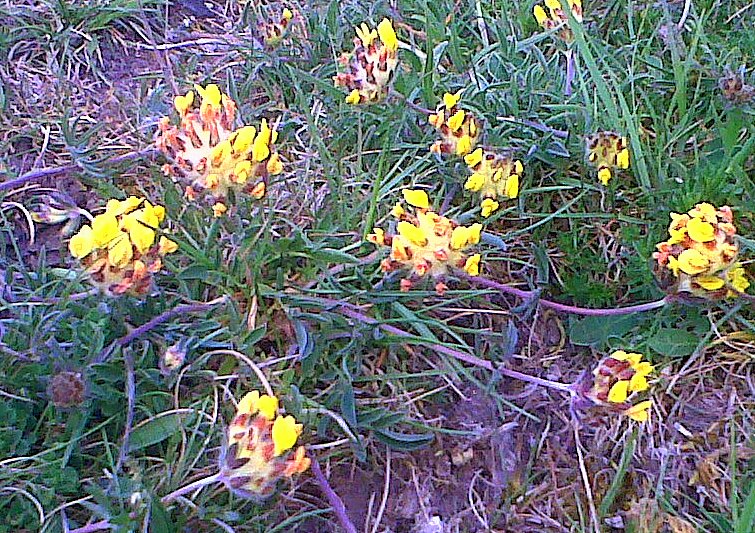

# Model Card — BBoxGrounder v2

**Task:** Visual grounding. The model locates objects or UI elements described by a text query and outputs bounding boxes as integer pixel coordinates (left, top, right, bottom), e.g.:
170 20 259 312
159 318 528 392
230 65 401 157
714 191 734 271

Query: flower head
222 390 310 498
156 84 283 214
652 203 749 299
68 197 177 296
429 91 481 156
464 148 522 216
258 7 301 48
585 131 630 185
584 350 654 422
367 190 482 293
334 18 399 105
533 0 583 43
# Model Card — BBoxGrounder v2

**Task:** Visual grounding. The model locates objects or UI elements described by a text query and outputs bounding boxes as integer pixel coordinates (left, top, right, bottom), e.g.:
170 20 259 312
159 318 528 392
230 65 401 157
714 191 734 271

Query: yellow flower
450 226 471 250
158 236 178 255
465 173 485 192
377 18 398 51
696 276 725 290
69 225 95 258
397 221 428 246
345 89 361 105
464 148 483 167
272 415 303 456
677 249 709 275
481 198 499 217
456 135 473 156
391 203 405 218
624 401 652 422
355 22 377 46
91 213 121 247
443 91 462 109
107 235 133 268
607 380 629 403
233 126 257 153
257 395 279 420
267 153 283 175
598 168 612 185
402 189 430 209
448 110 465 132
616 147 630 169
686 217 715 242
504 173 519 199
533 5 548 25
174 91 195 114
467 223 482 244
463 254 481 276
727 266 750 294
282 8 293 20
628 372 649 393
195 83 222 107
237 390 261 416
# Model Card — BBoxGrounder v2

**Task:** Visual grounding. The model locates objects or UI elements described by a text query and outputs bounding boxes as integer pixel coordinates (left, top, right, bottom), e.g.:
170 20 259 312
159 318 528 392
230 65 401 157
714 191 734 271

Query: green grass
1 0 754 531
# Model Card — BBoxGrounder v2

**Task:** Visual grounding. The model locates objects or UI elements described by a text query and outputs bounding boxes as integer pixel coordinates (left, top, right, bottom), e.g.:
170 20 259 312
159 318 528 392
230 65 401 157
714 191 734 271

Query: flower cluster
585 131 630 185
652 203 750 298
259 8 296 48
222 390 310 498
334 19 399 105
68 197 178 296
367 189 482 293
429 91 480 156
155 84 283 216
586 350 654 422
463 148 523 217
533 0 583 43
719 67 754 105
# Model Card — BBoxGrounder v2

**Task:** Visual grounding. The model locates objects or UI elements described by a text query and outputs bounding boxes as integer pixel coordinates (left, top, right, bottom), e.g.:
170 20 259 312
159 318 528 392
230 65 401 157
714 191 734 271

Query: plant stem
161 472 223 503
329 301 572 393
309 455 358 533
68 520 111 533
456 271 670 316
0 148 157 193
93 295 228 364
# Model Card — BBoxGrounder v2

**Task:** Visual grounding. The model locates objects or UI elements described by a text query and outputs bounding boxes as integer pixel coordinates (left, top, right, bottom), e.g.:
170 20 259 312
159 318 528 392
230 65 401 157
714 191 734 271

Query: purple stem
161 472 223 503
93 296 227 364
565 48 575 97
457 272 670 316
0 149 157 192
335 303 572 392
310 456 358 533
68 520 111 533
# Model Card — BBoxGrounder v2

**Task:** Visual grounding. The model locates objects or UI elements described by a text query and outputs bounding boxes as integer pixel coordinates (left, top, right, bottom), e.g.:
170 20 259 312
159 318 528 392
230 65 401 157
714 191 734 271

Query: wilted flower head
156 83 284 215
463 148 522 217
334 18 399 105
222 390 310 498
68 196 178 296
533 0 583 43
652 203 749 299
48 370 86 408
585 131 630 185
367 189 482 293
259 8 298 48
584 350 654 422
719 66 754 105
160 341 188 375
429 91 481 156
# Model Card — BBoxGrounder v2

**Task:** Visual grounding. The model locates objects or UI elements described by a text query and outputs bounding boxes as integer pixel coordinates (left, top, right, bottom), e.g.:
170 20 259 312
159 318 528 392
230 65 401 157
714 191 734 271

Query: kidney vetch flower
68 196 178 296
533 0 583 43
463 148 523 217
221 390 310 498
155 83 284 215
334 18 399 105
367 189 482 293
583 350 654 422
652 203 749 299
429 91 481 156
585 131 630 186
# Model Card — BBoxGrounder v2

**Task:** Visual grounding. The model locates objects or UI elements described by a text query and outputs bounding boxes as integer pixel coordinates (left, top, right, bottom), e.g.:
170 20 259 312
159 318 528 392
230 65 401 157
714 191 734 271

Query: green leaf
569 315 640 347
374 428 434 451
128 414 183 452
648 328 699 357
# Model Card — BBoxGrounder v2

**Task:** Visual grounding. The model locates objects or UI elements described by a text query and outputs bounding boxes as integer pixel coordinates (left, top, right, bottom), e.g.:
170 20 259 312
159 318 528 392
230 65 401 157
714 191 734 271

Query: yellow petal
464 148 484 167
448 109 465 132
534 5 549 25
456 135 472 156
628 372 649 393
345 89 361 105
686 217 715 243
677 249 709 275
464 173 485 192
467 223 482 244
195 83 222 106
272 415 302 456
212 202 228 217
624 400 652 422
481 198 499 218
607 380 629 403
616 148 630 169
463 254 481 276
545 0 561 9
443 91 462 110
450 226 470 250
282 8 293 20
515 160 524 175
504 174 519 199
696 275 725 290
256 394 279 420
402 189 429 209
107 235 133 268
598 167 612 185
236 391 260 415
233 126 257 153
91 213 121 246
174 91 195 114
267 153 284 175
377 18 398 51
391 203 405 218
69 225 95 259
